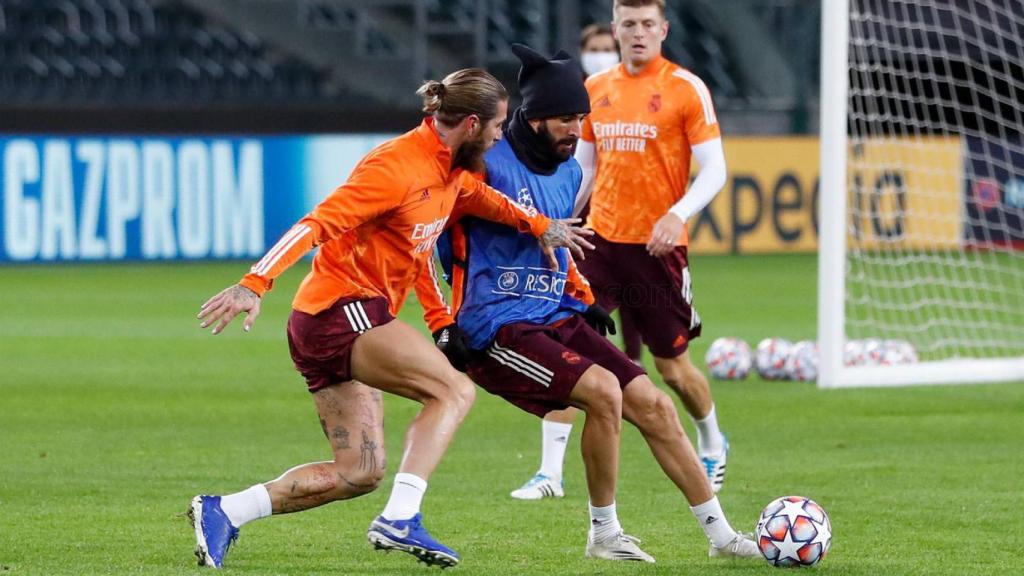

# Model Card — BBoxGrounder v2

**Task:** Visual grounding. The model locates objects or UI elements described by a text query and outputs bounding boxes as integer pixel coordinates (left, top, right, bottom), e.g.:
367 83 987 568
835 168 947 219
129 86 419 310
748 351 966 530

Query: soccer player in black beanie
416 43 759 563
504 43 592 174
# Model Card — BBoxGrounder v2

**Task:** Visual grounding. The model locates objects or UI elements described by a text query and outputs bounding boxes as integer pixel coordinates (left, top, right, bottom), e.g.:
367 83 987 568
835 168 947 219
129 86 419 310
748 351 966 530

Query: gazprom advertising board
0 135 389 263
2 133 1018 262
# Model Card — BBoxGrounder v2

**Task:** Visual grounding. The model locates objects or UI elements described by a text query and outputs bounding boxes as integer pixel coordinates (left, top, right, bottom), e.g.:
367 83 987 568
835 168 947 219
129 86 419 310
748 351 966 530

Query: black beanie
511 43 591 120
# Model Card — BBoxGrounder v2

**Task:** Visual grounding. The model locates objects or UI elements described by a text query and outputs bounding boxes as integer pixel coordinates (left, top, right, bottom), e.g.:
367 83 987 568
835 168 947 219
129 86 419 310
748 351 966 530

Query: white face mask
581 52 620 76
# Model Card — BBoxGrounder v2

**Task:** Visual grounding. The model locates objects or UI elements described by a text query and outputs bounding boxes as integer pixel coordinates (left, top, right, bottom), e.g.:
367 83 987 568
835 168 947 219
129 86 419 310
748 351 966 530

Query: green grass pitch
0 254 1021 575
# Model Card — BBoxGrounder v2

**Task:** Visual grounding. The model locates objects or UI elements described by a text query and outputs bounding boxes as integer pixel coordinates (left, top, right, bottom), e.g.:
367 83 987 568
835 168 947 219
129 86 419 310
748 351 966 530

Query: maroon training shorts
577 232 703 358
287 296 395 393
465 314 646 418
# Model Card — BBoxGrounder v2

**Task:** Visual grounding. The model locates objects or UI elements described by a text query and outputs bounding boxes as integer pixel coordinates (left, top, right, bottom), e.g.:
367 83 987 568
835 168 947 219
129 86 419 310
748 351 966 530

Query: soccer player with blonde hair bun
188 68 592 570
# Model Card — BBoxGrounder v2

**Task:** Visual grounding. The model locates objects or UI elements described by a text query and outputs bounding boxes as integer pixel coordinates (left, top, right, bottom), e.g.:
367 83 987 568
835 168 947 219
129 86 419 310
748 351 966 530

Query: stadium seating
0 0 818 126
0 0 331 103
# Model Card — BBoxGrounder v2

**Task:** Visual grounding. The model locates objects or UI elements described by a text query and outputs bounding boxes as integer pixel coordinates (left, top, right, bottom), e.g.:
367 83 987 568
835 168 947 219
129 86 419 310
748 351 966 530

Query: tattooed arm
197 284 262 335
538 218 595 270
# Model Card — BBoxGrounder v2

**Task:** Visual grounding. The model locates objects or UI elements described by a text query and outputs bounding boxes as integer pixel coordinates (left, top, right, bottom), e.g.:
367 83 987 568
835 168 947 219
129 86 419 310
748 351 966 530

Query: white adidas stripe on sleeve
674 69 718 125
251 225 311 276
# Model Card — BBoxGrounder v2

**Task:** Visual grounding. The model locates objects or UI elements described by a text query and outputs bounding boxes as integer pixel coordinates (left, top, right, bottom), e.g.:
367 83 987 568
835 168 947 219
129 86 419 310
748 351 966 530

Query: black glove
432 323 472 372
581 304 617 337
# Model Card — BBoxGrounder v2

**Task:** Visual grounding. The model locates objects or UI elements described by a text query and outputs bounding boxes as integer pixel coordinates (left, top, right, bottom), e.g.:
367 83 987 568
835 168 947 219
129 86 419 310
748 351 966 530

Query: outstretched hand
198 284 262 335
539 218 595 269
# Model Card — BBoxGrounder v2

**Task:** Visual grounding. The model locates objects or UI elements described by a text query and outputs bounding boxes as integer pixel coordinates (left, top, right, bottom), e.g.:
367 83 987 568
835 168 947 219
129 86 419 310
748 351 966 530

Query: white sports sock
695 404 724 455
219 484 272 528
690 496 737 548
589 501 622 542
539 420 573 479
381 473 427 521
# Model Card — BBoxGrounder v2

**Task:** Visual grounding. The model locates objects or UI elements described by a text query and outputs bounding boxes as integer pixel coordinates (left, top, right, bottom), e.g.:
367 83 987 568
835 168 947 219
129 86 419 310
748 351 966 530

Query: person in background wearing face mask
580 23 620 78
416 44 759 563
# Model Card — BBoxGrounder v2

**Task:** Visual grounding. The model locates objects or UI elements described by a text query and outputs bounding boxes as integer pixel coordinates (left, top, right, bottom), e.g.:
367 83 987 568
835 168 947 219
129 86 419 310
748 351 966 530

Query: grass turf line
0 254 1021 575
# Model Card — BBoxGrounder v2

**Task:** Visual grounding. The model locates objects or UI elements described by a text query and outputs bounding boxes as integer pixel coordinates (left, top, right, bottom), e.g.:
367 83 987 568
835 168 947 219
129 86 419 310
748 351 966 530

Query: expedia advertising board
0 134 1013 262
689 136 964 254
846 137 963 252
689 138 821 254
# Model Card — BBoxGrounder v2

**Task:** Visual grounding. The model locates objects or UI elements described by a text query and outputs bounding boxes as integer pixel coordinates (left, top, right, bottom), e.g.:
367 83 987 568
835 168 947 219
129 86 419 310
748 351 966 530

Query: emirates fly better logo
592 121 658 153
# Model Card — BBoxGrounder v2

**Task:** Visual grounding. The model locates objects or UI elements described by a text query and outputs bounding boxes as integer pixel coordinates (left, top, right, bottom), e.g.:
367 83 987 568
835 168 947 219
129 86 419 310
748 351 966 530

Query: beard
537 122 578 161
452 130 488 173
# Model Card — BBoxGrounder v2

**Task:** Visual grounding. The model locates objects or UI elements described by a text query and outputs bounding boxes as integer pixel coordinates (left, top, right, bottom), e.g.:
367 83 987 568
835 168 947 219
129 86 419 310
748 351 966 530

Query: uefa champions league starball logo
498 271 519 291
517 187 535 208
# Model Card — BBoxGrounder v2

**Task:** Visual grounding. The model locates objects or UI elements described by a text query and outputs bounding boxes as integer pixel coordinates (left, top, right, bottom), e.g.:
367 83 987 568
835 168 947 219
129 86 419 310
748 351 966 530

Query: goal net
818 0 1024 387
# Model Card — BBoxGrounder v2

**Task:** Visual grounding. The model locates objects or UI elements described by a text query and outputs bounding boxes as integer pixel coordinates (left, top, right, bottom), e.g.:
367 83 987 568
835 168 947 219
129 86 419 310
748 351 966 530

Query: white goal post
817 0 1024 388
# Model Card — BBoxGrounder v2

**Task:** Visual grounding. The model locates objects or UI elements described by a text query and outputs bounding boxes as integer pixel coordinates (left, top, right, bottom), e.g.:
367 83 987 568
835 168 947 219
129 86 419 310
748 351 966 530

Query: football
704 337 752 380
755 496 832 567
883 339 919 365
860 337 887 366
756 338 793 380
785 340 819 381
843 339 866 366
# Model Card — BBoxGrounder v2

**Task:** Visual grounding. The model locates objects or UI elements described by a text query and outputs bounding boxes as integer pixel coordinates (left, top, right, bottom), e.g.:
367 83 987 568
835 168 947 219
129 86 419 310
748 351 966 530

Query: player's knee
579 367 622 418
625 381 675 427
420 368 475 406
450 373 477 414
648 388 680 426
349 468 386 495
429 372 475 415
331 462 385 496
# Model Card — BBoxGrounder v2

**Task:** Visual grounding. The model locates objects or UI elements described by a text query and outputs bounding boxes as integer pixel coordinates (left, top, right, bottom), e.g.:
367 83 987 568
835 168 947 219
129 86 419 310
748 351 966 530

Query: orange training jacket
239 118 551 317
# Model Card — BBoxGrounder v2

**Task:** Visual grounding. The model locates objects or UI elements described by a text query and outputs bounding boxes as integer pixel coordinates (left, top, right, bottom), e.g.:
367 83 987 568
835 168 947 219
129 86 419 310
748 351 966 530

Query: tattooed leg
264 381 386 514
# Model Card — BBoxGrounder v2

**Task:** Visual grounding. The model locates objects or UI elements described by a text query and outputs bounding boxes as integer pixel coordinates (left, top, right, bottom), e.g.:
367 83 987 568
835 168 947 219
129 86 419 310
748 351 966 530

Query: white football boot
709 532 760 559
510 473 564 500
585 531 656 563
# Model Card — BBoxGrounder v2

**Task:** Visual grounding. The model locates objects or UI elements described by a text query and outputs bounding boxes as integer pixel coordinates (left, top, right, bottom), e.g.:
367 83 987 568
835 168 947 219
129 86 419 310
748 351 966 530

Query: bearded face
452 131 488 172
535 117 582 161
452 102 508 172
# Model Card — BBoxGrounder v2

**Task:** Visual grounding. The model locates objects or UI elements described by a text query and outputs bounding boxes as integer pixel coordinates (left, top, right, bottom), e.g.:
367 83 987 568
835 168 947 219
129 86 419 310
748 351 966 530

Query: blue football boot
188 495 239 568
367 513 460 568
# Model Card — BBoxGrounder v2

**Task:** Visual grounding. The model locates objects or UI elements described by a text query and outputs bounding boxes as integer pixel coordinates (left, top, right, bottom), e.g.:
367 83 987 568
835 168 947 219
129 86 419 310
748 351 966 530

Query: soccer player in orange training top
577 22 649 365
510 0 733 501
188 68 593 570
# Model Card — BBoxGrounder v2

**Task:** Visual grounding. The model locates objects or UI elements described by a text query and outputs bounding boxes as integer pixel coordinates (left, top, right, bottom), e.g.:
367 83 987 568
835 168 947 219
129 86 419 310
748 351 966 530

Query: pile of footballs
704 337 918 381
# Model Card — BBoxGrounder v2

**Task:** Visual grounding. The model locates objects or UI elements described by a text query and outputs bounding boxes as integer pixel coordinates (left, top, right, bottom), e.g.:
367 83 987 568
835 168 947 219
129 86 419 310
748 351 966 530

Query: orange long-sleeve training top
238 118 551 316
